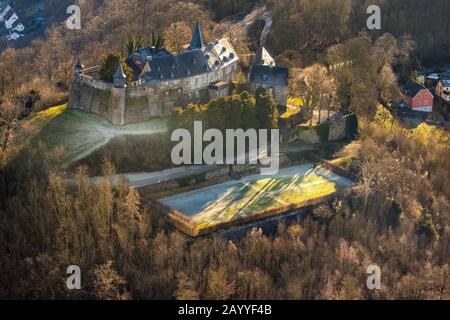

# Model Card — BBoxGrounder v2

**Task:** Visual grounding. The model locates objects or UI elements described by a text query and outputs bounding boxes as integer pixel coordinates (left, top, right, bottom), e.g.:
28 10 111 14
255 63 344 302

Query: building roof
254 47 275 66
250 65 288 86
404 80 427 97
0 2 7 14
427 73 440 80
126 47 170 80
188 21 204 50
140 38 238 83
114 62 126 80
439 70 450 80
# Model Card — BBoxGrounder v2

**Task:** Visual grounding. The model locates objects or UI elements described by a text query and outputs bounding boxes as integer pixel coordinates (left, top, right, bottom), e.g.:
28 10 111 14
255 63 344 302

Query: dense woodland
0 0 450 299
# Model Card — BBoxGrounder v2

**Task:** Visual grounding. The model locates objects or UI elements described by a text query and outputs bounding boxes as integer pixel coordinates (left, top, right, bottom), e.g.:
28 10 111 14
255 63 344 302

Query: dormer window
171 63 175 69
160 73 164 79
192 58 197 64
263 74 268 81
186 69 191 75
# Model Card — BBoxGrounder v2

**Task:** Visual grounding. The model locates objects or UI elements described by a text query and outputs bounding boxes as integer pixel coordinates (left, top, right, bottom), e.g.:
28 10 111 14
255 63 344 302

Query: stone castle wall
69 61 239 125
296 114 358 144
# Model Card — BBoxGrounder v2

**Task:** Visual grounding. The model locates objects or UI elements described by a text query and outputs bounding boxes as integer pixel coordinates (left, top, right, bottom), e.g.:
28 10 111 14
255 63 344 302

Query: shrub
417 212 438 241
99 54 132 83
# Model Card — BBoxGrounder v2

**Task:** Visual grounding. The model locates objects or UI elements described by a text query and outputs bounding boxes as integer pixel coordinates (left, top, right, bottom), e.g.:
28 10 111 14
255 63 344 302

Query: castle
69 22 288 125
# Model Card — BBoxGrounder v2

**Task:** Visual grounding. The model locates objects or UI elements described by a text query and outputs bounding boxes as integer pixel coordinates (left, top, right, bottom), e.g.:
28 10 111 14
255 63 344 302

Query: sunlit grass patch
287 96 304 107
160 164 354 236
7 104 169 167
281 105 302 119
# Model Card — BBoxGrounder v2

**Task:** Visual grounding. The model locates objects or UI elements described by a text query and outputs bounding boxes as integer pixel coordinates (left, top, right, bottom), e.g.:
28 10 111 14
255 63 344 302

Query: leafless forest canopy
0 0 449 299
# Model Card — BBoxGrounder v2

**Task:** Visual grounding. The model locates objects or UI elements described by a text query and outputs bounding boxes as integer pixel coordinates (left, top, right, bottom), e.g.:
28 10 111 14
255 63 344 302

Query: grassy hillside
7 104 169 168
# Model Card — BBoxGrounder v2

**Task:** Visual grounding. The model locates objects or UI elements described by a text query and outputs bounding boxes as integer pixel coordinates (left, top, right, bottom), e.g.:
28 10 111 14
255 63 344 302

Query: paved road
70 117 169 163
107 165 221 188
92 144 281 188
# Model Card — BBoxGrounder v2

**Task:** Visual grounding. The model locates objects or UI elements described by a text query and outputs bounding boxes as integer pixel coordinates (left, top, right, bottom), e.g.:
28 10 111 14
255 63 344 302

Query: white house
0 4 11 23
13 22 24 32
435 78 450 102
5 12 19 29
6 32 22 41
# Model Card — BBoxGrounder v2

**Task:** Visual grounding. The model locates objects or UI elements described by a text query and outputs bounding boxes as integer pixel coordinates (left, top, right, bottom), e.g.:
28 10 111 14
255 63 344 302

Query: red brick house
403 80 433 113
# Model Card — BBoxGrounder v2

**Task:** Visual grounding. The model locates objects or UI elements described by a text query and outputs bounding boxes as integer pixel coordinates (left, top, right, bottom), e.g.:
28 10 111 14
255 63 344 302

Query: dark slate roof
143 49 210 82
188 22 204 50
250 65 288 86
439 70 450 80
404 80 426 97
114 63 126 80
125 47 170 80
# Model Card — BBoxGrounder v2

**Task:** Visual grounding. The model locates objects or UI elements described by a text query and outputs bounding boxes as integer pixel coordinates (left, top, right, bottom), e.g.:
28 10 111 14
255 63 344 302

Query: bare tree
296 64 332 125
0 100 21 152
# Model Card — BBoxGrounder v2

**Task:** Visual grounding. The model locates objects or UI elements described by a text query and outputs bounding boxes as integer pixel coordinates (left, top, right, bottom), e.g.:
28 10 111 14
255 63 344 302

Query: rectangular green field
160 164 354 235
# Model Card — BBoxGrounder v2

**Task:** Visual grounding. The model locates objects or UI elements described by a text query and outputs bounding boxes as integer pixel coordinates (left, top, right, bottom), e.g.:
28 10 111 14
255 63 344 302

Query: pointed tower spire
254 47 275 66
189 21 204 50
113 62 127 88
74 55 84 73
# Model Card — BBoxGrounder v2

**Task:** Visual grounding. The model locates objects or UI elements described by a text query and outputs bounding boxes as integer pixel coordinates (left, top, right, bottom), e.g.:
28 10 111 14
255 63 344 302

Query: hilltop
6 104 168 168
